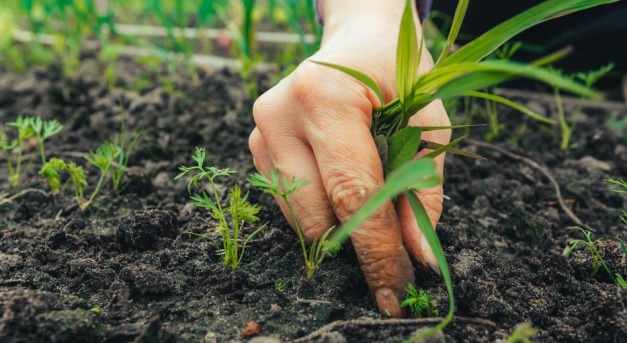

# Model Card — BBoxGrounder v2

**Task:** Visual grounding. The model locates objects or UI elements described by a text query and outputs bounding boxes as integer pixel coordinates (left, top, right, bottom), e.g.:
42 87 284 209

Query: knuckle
355 244 413 290
327 174 378 220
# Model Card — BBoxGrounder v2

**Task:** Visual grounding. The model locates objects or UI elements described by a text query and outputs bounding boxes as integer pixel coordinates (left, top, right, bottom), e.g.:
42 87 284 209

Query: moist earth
0 57 625 343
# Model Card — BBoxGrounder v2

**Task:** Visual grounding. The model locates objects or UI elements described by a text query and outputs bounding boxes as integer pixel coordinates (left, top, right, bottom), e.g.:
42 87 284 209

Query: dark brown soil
0 57 625 343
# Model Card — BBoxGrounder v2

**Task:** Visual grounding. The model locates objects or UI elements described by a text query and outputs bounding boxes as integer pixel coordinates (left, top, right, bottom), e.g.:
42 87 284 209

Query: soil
0 57 625 343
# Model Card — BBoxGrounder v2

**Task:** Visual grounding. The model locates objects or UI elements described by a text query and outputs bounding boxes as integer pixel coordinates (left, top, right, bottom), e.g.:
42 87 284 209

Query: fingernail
421 237 441 276
375 287 402 318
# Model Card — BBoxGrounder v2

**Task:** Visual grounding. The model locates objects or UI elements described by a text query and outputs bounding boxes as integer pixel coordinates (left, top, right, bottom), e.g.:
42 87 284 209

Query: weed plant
176 147 264 271
563 227 626 289
554 63 614 150
313 0 615 340
401 283 438 318
248 169 341 280
1 116 62 189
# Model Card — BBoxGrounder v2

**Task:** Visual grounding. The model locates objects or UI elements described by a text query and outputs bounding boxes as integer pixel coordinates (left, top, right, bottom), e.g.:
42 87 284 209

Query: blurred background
0 0 625 99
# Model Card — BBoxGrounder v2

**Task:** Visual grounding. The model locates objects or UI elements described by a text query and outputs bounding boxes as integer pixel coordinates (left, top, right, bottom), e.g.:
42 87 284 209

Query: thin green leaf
421 140 486 160
440 0 617 67
397 0 419 112
402 191 454 342
387 127 422 173
424 135 467 159
462 90 556 124
311 60 384 106
435 0 468 64
327 159 441 247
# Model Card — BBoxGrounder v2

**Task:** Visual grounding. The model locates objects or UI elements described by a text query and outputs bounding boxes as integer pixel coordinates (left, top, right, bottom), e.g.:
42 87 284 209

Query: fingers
251 87 336 241
299 74 414 317
397 100 451 272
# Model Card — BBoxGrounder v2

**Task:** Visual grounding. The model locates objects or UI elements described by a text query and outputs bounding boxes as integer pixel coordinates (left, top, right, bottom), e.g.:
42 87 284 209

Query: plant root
0 188 48 207
291 316 498 342
467 139 588 230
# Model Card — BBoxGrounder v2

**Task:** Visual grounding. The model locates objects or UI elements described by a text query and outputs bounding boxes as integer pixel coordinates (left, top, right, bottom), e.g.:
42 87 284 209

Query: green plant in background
248 169 341 280
176 147 264 271
2 116 35 189
312 0 615 340
507 323 537 343
274 281 286 293
563 227 626 289
401 283 438 318
554 63 614 150
110 124 143 194
28 116 63 165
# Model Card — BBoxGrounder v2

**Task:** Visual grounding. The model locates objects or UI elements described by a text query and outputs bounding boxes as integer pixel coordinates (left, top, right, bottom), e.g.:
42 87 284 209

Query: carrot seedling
109 124 143 194
28 116 63 165
248 169 341 280
4 116 34 189
176 147 263 271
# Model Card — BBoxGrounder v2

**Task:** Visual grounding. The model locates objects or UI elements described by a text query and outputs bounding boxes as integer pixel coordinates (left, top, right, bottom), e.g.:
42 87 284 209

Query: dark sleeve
314 0 433 24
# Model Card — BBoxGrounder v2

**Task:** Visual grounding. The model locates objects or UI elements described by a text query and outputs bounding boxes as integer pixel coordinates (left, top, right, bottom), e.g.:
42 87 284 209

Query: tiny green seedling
176 147 263 271
40 141 117 211
2 115 63 189
109 123 143 194
401 283 438 318
507 323 537 343
274 281 286 293
248 169 341 280
28 116 63 165
563 227 626 289
554 63 614 150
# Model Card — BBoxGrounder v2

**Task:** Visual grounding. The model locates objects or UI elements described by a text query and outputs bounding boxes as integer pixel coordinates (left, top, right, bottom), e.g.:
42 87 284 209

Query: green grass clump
248 169 340 280
176 147 264 271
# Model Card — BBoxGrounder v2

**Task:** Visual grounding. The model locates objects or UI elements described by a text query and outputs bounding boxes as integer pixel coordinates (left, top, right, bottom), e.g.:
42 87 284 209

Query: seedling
40 141 117 211
507 323 537 343
274 281 286 293
312 0 614 340
554 63 614 150
109 124 143 194
248 169 341 280
563 227 626 289
401 283 438 318
28 116 63 165
176 147 263 271
3 116 35 189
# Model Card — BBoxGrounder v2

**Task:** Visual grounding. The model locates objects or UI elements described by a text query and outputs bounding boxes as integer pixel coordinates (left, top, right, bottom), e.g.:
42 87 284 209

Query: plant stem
283 194 311 277
83 167 108 210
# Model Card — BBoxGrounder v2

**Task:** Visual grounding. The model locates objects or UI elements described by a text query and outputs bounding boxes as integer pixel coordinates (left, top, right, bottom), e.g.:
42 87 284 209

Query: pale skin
249 0 451 317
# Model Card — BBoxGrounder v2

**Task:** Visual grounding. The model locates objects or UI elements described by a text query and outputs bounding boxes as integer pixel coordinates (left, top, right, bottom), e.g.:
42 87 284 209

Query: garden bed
0 57 625 343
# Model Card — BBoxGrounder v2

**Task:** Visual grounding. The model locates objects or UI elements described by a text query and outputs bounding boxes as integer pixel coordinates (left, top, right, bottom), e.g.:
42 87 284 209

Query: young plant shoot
248 169 341 280
176 147 263 271
312 0 615 340
110 124 143 194
401 283 438 318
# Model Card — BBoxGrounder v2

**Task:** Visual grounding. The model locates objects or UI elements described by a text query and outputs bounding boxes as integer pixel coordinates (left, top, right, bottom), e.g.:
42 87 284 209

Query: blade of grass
440 0 617 67
327 158 441 247
435 0 468 65
397 0 420 112
401 191 454 342
462 90 556 124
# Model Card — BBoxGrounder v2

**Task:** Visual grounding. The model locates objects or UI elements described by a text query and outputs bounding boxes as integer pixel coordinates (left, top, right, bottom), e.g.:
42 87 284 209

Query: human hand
249 0 451 317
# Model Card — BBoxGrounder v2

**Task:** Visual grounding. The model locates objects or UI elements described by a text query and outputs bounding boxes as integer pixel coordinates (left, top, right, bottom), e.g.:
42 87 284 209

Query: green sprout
563 227 626 289
248 169 341 280
274 281 286 293
401 283 438 318
39 140 117 211
311 0 615 340
110 124 143 194
554 63 614 150
507 323 537 343
176 147 264 271
28 116 63 164
3 116 35 189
